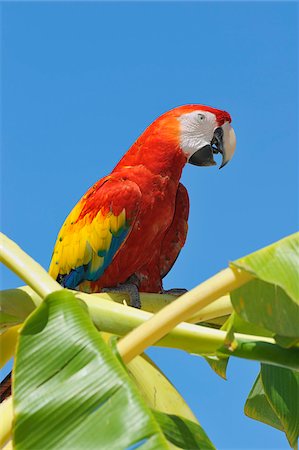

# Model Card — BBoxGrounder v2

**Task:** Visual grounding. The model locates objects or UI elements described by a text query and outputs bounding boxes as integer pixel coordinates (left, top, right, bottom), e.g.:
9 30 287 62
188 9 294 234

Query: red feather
50 104 231 293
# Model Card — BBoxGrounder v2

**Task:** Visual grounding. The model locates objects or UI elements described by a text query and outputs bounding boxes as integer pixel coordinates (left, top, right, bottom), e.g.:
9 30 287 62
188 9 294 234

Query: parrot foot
102 283 141 309
162 288 188 296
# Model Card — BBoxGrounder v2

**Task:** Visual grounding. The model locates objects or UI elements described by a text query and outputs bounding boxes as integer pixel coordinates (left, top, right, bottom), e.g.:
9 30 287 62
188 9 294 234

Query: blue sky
1 2 298 448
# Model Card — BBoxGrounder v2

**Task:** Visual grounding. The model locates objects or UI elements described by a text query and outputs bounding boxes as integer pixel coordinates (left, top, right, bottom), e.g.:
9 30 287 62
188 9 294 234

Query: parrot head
157 104 236 169
115 104 236 175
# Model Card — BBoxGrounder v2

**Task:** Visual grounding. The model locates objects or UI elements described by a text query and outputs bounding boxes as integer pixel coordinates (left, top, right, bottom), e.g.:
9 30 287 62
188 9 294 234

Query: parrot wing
49 176 141 289
159 183 189 278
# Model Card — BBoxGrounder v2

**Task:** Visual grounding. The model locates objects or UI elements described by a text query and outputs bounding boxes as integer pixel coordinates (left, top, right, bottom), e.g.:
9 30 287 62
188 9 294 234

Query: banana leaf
230 233 299 339
0 290 35 334
13 289 214 450
245 364 299 448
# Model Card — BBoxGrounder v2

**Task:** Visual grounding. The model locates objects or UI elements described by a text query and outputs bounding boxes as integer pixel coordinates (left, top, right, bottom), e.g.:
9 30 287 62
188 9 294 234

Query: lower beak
188 145 216 167
188 124 236 169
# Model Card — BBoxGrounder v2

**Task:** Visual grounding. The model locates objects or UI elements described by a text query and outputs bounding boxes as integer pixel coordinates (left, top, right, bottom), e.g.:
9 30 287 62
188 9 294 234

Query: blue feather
58 227 129 289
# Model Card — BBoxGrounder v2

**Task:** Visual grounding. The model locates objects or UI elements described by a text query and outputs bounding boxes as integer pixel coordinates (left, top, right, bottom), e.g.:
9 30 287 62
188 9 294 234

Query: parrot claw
162 288 188 296
101 283 141 309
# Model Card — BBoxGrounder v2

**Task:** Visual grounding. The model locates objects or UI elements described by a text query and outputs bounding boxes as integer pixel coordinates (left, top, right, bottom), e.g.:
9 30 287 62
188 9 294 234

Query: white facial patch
178 110 217 159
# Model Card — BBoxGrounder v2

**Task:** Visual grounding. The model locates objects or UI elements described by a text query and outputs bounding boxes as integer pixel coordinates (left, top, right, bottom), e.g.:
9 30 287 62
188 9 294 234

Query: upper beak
188 123 236 169
212 123 236 169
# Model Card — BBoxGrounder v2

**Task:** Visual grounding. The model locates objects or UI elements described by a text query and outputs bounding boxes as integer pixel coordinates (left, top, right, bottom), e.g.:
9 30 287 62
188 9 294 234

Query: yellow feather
110 214 118 235
96 224 109 239
49 201 128 282
104 230 113 251
60 251 69 274
78 235 86 261
49 259 58 279
96 210 104 222
56 243 63 263
62 233 72 248
88 230 100 253
90 252 104 274
118 209 126 229
103 211 112 228
70 236 80 268
97 238 106 253
83 242 92 265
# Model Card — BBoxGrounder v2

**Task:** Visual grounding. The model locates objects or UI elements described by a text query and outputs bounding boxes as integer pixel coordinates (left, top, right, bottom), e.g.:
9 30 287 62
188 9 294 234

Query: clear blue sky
1 2 298 448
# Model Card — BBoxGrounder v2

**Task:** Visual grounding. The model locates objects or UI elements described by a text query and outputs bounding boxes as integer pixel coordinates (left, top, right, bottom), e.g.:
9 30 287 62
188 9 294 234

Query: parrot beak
188 144 217 167
189 123 236 169
211 123 236 169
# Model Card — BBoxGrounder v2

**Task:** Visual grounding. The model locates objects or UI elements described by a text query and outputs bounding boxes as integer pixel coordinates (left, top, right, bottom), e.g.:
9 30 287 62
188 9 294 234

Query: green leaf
13 290 169 450
204 314 235 379
274 335 299 349
222 311 273 338
203 314 242 380
245 373 283 432
128 353 199 422
245 365 299 448
204 355 229 380
108 339 216 448
230 233 299 339
231 279 299 338
261 364 299 448
0 289 35 333
206 311 276 380
153 410 215 450
232 232 299 301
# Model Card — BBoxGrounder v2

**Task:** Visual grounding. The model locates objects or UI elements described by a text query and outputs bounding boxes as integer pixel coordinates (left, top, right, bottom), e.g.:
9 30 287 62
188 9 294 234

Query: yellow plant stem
189 295 232 324
16 285 232 324
2 441 12 450
0 233 61 299
117 267 253 364
4 285 296 369
89 292 233 323
0 397 13 448
1 288 275 361
0 326 21 368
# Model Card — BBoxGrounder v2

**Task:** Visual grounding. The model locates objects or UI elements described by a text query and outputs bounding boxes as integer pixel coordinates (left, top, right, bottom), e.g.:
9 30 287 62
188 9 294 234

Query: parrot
0 104 237 404
49 104 236 307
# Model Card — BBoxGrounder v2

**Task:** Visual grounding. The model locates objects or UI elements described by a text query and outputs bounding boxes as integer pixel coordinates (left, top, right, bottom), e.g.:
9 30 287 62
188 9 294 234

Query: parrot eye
198 113 205 121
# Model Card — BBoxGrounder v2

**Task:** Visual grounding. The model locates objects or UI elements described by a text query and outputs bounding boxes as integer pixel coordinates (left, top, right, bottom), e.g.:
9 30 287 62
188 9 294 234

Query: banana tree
0 231 298 449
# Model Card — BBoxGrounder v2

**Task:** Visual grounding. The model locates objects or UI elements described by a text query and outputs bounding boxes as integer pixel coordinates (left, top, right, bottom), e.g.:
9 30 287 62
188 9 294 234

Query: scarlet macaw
49 105 236 307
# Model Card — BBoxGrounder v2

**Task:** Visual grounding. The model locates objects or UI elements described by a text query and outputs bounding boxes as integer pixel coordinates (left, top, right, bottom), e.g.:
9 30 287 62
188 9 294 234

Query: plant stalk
0 233 62 299
0 397 13 447
15 285 232 323
0 326 21 368
218 340 299 369
117 268 252 364
80 278 298 370
2 286 298 370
